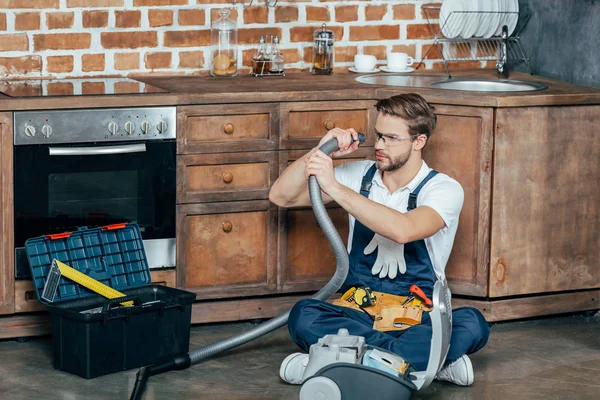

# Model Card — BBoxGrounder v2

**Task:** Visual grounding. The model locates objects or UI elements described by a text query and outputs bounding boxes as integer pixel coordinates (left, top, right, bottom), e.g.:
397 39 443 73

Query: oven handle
48 143 147 156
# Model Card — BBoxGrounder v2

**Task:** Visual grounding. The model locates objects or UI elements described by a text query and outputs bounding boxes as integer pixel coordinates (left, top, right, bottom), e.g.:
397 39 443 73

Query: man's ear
413 134 428 150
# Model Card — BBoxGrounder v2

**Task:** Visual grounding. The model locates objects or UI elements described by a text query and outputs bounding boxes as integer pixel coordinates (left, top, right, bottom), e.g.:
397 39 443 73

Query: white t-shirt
334 160 464 280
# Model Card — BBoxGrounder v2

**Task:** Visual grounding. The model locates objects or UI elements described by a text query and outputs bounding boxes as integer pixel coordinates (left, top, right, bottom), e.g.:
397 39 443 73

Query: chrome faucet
496 25 509 79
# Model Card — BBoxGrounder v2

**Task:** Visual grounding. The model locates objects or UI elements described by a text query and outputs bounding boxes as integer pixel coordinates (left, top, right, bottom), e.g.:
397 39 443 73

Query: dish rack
418 5 532 78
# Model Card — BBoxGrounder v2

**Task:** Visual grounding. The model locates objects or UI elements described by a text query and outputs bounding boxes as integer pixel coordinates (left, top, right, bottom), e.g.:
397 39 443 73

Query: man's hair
375 93 437 139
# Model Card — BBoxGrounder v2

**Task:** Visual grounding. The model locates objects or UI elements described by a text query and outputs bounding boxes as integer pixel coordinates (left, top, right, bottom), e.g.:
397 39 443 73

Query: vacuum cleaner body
299 279 453 400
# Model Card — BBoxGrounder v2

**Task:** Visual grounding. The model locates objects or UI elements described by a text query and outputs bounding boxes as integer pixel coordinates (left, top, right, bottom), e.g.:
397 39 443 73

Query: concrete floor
0 313 598 400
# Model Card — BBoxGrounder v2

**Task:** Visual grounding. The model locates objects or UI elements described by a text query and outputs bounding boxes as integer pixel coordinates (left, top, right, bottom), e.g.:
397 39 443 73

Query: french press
312 23 334 75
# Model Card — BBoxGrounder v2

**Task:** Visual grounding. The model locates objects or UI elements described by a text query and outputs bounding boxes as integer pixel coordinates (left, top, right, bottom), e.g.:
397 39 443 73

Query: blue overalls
288 164 490 370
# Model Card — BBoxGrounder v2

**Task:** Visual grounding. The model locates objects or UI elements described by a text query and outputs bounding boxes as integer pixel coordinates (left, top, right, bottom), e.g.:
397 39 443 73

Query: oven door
14 140 176 278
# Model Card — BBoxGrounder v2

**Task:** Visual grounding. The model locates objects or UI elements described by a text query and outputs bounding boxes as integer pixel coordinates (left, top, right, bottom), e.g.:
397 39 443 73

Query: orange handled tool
410 284 433 307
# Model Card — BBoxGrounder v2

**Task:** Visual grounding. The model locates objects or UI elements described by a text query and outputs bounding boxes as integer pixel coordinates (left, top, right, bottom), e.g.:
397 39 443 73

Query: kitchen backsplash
0 0 490 78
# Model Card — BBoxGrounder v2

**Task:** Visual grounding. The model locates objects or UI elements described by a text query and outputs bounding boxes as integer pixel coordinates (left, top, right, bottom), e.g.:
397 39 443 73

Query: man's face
373 113 414 172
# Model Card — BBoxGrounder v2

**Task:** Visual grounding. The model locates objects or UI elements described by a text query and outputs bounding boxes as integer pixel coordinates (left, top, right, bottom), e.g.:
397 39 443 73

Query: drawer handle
222 172 233 184
324 120 335 131
222 221 233 233
223 123 234 134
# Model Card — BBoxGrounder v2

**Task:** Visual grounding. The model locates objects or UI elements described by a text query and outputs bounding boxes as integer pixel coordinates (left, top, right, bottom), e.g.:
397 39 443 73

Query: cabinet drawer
177 152 278 203
177 104 278 154
280 100 377 149
177 201 277 299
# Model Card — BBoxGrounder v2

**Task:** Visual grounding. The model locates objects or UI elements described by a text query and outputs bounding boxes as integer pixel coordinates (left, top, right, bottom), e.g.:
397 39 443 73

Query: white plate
460 0 479 39
474 0 488 37
494 0 507 36
482 0 501 38
349 67 380 74
380 66 415 73
440 0 466 38
506 0 519 36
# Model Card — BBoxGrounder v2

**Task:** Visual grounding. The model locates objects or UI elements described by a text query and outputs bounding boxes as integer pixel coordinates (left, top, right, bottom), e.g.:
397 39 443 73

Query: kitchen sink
355 75 548 92
430 78 548 92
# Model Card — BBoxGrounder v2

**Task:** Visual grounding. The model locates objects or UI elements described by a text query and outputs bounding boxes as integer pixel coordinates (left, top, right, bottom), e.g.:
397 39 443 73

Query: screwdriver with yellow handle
42 259 133 306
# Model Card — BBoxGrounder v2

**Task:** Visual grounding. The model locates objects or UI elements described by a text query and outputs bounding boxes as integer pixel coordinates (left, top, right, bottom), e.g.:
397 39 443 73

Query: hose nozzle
318 131 366 155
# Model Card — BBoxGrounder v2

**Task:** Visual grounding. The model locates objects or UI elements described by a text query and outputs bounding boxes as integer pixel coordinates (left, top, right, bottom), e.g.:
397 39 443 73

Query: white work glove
364 233 407 279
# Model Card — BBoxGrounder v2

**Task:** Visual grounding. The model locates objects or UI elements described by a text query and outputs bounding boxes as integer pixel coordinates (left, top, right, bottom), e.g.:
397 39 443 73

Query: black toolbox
26 223 196 379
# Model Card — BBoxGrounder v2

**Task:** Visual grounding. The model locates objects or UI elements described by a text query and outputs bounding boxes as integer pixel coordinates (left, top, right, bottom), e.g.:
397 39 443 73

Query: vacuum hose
130 133 367 400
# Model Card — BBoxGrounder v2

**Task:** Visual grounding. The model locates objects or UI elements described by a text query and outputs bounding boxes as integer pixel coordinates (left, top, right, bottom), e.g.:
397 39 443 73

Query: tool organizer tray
25 223 151 304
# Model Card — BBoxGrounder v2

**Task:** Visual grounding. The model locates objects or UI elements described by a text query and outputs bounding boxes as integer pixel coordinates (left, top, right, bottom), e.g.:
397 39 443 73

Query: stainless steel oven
13 107 177 279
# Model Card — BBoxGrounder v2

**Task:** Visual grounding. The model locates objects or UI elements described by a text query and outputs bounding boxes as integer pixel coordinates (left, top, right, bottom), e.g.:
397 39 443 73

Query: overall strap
359 164 378 198
407 170 439 211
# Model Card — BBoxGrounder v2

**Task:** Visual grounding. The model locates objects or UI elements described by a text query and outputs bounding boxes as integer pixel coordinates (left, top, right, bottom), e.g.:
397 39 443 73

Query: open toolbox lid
25 223 151 304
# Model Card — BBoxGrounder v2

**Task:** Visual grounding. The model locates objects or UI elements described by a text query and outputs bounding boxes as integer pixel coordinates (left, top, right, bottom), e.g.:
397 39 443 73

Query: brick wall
0 0 489 78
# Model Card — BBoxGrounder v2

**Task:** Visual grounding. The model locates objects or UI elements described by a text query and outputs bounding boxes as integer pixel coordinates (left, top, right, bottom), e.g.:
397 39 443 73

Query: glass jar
210 9 237 78
312 23 334 75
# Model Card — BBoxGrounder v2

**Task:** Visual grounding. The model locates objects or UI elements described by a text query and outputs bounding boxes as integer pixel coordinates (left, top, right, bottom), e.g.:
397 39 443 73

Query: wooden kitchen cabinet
279 100 378 149
171 97 598 324
423 105 494 297
177 151 278 204
489 106 600 297
0 113 14 315
177 201 277 299
177 103 279 154
279 206 349 292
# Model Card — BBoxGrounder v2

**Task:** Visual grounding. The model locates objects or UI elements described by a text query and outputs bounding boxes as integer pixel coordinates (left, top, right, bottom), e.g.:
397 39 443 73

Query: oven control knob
24 125 36 137
108 121 119 135
140 121 151 134
42 124 53 138
156 120 168 134
124 121 135 135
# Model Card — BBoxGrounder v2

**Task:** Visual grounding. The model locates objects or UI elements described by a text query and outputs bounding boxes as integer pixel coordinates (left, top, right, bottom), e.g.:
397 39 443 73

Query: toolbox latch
102 223 128 231
45 231 72 240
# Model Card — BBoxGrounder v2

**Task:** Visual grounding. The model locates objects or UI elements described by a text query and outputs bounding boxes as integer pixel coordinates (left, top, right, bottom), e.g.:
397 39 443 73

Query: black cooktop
0 77 169 98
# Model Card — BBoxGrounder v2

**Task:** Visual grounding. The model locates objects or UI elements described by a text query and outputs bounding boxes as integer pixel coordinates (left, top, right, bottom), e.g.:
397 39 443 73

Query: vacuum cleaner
129 132 452 400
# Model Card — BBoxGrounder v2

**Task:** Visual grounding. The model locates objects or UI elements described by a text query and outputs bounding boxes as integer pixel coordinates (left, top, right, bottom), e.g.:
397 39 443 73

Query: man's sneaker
279 352 309 384
435 354 474 386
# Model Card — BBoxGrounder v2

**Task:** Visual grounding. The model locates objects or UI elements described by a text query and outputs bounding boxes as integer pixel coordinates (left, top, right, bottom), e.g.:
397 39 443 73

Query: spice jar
210 9 237 78
312 23 334 75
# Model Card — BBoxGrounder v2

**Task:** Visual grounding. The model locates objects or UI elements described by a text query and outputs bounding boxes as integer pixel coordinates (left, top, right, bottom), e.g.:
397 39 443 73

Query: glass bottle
253 36 270 75
312 23 334 75
270 36 284 73
210 8 237 78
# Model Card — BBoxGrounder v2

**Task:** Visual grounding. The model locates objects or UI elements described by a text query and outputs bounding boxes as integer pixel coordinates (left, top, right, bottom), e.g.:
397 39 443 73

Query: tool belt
331 287 432 332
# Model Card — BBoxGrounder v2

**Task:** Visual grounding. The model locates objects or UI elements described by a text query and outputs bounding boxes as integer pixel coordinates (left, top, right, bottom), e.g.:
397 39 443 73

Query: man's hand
364 233 407 279
304 150 338 194
316 128 361 159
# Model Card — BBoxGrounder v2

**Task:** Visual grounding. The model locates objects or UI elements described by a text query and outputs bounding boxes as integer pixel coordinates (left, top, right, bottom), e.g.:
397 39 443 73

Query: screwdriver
409 284 433 307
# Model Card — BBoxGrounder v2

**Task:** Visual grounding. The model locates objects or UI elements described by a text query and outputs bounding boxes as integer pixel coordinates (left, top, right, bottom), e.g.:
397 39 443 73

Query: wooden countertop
0 69 598 112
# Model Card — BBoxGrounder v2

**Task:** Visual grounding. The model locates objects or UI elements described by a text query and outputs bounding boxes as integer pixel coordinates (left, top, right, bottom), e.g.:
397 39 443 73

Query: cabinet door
277 148 372 292
0 113 13 315
177 103 278 154
490 106 600 297
177 151 278 204
422 105 493 297
280 100 378 149
177 201 277 299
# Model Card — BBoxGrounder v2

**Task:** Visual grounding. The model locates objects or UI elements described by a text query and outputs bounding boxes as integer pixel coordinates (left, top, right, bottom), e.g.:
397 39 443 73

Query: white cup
387 53 414 71
354 54 377 72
